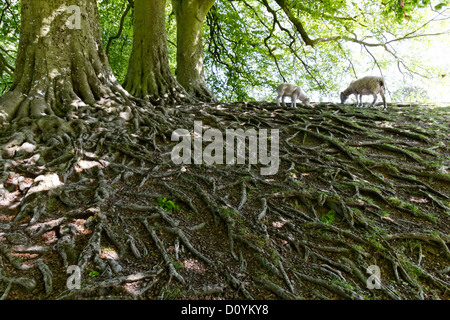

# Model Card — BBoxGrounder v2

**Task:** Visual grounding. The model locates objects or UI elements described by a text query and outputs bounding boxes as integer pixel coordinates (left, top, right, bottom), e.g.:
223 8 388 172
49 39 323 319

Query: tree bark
123 0 190 105
0 0 132 124
172 0 216 102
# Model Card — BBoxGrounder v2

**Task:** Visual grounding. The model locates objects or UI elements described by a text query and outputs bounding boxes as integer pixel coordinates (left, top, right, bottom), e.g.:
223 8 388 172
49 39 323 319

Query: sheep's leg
292 96 297 108
380 91 387 110
359 95 363 107
281 95 286 107
371 93 377 108
276 95 281 107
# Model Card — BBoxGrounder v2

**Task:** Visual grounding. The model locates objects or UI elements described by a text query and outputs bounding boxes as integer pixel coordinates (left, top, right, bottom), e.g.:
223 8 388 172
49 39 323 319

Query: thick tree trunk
172 0 216 102
0 0 131 124
123 0 190 105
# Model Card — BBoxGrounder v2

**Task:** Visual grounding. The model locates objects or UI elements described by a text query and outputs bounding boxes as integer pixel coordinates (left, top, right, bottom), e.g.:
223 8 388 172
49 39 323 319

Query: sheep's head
304 98 310 106
340 91 349 104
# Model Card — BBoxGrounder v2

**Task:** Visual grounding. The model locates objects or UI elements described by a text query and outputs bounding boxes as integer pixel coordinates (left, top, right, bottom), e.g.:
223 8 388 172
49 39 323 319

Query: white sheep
276 83 310 108
340 76 387 110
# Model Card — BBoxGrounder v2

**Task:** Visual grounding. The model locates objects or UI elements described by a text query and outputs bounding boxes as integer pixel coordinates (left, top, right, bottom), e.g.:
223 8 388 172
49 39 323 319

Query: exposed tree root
0 101 449 300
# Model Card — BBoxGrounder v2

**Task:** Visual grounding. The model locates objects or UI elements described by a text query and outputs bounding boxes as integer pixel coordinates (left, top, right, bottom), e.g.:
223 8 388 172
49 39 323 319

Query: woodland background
0 0 449 301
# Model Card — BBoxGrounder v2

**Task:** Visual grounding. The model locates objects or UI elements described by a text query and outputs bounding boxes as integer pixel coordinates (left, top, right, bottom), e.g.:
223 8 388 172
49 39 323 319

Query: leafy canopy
0 0 448 102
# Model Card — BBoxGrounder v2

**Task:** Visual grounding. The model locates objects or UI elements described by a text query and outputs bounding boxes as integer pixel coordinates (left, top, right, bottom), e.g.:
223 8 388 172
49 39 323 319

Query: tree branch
272 0 315 47
271 0 450 51
0 49 14 77
106 0 133 57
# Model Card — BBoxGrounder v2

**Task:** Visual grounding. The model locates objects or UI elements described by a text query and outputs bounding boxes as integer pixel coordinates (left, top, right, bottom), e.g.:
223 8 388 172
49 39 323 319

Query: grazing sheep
276 83 310 108
340 76 387 110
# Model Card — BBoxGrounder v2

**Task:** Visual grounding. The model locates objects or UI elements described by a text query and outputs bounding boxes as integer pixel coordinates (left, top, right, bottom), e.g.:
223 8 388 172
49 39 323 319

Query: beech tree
0 0 173 291
0 0 135 125
172 0 216 102
123 0 190 105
